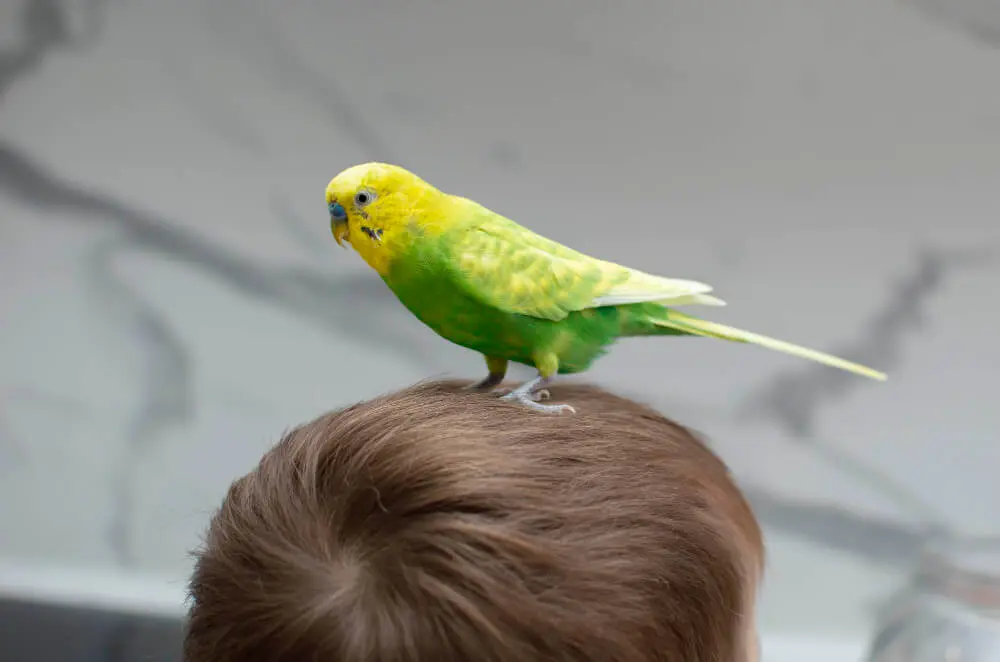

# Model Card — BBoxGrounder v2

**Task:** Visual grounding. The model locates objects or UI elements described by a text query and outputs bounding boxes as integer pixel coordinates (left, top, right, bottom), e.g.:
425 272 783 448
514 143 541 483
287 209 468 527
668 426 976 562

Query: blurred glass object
866 537 1000 662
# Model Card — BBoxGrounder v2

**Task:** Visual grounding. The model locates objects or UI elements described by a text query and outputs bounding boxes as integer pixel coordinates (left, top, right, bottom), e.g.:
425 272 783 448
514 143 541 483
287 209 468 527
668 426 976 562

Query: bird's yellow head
325 162 445 269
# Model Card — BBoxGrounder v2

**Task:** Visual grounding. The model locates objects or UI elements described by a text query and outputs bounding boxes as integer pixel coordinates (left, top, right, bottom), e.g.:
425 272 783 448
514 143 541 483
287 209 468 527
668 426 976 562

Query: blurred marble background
1 0 998 643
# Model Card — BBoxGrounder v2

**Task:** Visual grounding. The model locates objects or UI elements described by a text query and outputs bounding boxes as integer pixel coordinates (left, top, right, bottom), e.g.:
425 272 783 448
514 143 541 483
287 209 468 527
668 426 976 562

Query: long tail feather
656 293 727 307
653 310 888 381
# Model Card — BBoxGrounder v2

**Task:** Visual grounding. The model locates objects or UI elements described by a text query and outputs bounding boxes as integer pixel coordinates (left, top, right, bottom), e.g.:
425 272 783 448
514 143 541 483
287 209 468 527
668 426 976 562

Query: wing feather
444 206 723 321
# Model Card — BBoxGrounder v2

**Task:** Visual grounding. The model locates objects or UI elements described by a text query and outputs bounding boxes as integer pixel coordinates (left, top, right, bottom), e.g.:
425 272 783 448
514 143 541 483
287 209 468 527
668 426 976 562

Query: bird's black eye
354 190 374 207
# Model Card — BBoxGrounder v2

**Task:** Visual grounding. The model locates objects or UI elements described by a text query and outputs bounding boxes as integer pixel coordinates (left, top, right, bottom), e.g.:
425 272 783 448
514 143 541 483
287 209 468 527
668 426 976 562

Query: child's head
184 380 764 662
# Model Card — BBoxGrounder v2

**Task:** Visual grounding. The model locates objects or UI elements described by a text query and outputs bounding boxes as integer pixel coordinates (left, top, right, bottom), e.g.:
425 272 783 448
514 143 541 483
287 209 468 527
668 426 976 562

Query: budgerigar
325 162 887 414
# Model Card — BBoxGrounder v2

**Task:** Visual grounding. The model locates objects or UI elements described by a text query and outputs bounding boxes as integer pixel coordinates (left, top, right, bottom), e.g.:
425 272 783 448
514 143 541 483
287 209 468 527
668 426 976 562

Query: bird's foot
499 377 573 414
500 390 575 414
490 387 550 401
463 372 506 391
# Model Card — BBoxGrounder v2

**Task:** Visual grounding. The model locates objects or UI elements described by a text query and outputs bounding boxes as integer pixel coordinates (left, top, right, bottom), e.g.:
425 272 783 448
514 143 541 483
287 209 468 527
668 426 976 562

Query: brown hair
184 380 764 662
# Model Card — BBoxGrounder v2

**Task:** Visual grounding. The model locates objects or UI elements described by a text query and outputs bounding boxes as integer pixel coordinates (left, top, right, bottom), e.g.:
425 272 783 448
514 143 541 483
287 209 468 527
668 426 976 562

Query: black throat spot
360 226 383 241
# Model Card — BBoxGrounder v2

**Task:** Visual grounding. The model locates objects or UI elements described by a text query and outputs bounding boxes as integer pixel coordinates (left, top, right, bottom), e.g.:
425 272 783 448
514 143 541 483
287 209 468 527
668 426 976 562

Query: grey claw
500 393 575 414
521 401 576 415
498 388 549 403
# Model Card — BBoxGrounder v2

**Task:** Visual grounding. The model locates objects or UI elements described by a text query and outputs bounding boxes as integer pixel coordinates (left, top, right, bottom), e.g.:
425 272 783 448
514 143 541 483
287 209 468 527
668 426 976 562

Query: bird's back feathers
442 199 722 321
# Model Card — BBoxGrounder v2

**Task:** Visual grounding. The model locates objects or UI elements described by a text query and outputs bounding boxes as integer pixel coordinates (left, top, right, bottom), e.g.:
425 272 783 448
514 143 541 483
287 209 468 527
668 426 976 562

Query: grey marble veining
904 0 1000 47
740 245 1000 438
1 0 999 640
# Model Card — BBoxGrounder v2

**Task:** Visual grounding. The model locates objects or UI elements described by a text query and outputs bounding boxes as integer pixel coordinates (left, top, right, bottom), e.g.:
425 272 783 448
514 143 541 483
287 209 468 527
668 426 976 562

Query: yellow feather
654 310 888 381
656 294 727 307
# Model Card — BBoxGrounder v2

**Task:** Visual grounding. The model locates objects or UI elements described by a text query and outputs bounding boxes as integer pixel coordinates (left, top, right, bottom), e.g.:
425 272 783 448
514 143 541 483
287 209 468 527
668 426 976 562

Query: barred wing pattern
444 212 719 322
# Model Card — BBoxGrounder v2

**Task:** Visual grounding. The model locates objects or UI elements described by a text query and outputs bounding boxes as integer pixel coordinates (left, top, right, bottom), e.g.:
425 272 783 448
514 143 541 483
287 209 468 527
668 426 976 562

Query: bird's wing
443 209 722 322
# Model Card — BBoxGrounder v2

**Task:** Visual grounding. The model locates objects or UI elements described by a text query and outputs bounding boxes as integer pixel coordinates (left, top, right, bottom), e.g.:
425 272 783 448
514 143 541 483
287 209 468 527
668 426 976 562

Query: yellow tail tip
656 311 889 382
841 360 888 382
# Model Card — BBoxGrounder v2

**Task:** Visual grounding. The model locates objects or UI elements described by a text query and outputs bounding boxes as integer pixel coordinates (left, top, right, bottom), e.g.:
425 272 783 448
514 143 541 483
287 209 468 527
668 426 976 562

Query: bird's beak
331 217 349 248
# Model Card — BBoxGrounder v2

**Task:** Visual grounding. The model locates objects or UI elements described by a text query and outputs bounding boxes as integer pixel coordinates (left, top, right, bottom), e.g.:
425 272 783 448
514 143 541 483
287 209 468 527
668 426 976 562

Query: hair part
184 380 764 662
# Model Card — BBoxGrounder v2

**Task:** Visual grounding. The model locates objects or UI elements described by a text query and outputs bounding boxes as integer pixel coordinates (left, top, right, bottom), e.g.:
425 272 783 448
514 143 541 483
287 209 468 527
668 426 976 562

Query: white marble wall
2 0 998 641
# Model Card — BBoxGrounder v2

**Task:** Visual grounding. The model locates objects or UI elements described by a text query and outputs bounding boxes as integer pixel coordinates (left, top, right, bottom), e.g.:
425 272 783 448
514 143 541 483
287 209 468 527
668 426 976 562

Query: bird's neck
355 193 459 277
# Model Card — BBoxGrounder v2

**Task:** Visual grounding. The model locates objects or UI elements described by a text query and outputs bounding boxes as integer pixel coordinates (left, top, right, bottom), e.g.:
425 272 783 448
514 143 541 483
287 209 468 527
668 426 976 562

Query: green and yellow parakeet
325 162 886 414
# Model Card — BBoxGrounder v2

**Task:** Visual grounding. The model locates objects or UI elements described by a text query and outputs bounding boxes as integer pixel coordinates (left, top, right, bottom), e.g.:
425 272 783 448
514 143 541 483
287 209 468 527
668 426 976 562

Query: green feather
380 201 700 375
